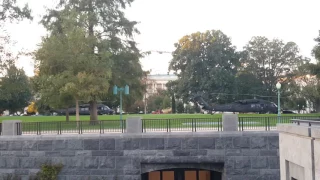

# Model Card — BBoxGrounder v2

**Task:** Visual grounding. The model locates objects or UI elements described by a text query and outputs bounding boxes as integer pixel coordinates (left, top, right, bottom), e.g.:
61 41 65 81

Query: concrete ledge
311 127 320 139
0 131 279 141
277 124 310 137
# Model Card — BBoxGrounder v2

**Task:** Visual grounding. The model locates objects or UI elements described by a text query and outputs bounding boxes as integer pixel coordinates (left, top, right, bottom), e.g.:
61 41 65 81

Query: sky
4 0 320 76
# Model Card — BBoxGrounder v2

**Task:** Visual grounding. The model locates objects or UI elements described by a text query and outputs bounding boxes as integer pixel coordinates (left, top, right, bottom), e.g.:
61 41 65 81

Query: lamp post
113 85 129 128
276 82 281 123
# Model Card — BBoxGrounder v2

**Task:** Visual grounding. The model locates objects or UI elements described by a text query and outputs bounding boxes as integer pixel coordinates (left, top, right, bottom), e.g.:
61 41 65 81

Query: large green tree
41 0 142 121
169 30 240 104
0 63 32 114
35 10 111 122
240 36 310 102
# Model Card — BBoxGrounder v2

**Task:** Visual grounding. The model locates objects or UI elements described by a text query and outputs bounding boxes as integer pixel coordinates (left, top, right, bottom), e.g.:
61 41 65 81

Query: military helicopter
191 95 278 114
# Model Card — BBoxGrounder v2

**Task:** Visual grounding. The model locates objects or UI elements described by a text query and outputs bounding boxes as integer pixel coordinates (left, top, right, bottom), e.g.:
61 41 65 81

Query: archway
141 168 222 180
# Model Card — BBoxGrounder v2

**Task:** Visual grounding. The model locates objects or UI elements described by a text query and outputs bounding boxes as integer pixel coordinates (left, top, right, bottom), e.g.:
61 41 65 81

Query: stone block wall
0 131 280 180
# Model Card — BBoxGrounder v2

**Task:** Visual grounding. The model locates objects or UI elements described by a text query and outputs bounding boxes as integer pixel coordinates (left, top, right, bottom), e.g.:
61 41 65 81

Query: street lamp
113 85 129 128
276 82 281 123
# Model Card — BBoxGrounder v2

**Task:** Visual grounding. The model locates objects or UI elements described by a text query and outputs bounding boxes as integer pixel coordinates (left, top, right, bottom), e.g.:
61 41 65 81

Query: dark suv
97 104 114 115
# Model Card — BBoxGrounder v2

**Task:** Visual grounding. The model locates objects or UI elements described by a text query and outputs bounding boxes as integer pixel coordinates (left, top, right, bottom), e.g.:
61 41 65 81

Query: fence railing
142 118 223 132
2 116 320 135
16 120 125 135
291 119 320 126
142 116 320 132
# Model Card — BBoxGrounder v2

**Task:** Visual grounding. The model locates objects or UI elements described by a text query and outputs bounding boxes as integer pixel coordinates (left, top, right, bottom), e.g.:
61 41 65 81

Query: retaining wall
0 131 280 180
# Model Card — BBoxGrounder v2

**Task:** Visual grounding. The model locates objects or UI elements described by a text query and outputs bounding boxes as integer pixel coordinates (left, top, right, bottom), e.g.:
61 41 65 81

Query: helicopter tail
190 94 214 111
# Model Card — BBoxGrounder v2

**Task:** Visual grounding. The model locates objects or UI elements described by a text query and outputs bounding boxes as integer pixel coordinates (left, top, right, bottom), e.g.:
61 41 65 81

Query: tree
240 36 310 101
0 63 32 114
169 30 240 104
166 80 178 113
35 10 111 123
176 101 184 113
162 96 171 109
310 31 320 78
0 0 32 24
41 0 141 121
301 77 320 112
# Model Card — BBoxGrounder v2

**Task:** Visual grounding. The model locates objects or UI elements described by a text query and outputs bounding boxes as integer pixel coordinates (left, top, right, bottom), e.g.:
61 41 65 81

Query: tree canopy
0 63 32 113
169 30 240 104
34 0 144 120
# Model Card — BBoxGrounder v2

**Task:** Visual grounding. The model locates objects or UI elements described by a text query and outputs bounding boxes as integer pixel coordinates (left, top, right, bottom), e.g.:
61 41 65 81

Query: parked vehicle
53 104 114 115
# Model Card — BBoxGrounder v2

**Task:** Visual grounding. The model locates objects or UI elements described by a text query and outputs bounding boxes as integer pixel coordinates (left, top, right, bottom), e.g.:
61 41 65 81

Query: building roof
147 74 178 81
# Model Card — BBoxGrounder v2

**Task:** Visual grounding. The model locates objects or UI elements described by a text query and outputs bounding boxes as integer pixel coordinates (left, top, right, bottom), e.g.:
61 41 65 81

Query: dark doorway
141 168 222 180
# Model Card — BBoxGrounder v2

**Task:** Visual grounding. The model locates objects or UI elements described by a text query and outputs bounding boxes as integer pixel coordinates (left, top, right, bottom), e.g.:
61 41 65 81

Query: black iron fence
141 118 223 132
16 120 125 135
142 116 320 133
1 115 320 135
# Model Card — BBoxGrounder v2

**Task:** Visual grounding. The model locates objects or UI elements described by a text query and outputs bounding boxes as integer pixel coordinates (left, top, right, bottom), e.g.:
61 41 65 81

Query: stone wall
0 131 280 180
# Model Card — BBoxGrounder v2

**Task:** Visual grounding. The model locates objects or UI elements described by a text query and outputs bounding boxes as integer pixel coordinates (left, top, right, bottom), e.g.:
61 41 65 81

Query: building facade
145 74 178 98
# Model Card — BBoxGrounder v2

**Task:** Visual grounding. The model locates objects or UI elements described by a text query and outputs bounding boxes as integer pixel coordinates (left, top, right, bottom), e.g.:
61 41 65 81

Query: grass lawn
0 113 319 122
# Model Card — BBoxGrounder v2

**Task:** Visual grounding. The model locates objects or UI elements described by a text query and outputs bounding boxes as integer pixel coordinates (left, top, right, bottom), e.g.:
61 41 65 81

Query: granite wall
0 131 280 180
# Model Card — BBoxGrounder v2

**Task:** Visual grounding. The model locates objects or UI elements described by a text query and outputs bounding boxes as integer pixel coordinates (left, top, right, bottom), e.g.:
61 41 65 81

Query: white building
145 74 178 98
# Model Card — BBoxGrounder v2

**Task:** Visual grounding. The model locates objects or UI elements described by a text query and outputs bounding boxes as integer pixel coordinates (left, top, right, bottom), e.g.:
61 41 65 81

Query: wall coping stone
277 124 310 137
0 131 279 141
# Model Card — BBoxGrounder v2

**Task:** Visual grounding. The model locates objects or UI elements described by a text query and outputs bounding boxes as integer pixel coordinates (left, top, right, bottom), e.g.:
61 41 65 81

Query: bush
35 163 64 180
1 163 64 180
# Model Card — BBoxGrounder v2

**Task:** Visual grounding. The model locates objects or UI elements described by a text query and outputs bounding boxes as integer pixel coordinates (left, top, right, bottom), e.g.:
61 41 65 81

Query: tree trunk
315 101 320 113
66 108 69 122
171 94 176 114
90 101 98 124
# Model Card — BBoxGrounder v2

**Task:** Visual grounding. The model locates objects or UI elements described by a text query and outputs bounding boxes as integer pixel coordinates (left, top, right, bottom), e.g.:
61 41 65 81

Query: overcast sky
4 0 320 76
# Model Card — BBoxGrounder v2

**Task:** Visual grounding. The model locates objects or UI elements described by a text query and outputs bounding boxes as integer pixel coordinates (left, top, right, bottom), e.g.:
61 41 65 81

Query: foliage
169 30 240 104
35 10 111 121
146 89 171 112
240 36 310 101
162 96 171 109
166 80 178 113
310 31 320 78
35 163 64 180
0 0 32 24
300 77 320 112
0 63 32 114
39 0 143 121
27 102 37 114
176 101 184 113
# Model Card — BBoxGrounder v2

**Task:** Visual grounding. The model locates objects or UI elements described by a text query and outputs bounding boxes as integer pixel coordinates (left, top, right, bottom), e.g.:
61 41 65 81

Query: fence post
241 118 244 131
265 117 267 131
126 117 142 133
1 120 22 136
169 119 171 132
16 123 21 135
102 121 105 134
166 119 169 132
78 121 81 134
37 122 41 135
268 117 270 131
222 114 239 131
191 119 194 132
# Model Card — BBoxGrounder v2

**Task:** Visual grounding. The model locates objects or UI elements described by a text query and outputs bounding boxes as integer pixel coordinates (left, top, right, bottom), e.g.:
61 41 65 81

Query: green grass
0 113 319 122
